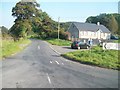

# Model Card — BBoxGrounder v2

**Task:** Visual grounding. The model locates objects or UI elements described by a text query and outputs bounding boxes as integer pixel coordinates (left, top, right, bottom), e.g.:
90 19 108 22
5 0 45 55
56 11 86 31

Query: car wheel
87 46 89 49
78 47 80 50
71 46 73 49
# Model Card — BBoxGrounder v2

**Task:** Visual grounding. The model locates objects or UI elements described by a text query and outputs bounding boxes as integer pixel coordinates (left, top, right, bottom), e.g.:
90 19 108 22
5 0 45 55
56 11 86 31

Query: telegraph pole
58 17 60 40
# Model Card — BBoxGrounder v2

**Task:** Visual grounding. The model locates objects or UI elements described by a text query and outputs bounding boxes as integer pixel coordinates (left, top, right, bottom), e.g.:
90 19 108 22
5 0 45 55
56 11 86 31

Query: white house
68 22 111 41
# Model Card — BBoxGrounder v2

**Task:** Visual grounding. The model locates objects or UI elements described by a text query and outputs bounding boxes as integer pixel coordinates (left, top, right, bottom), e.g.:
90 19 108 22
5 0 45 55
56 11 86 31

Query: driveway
46 42 87 54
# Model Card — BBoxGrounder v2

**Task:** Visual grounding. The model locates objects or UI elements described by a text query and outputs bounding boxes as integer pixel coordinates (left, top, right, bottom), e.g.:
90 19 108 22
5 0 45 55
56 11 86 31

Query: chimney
97 22 100 26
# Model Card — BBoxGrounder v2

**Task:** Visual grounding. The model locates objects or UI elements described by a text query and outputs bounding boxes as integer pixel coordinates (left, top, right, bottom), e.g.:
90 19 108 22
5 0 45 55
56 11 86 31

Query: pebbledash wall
68 22 111 40
79 30 111 40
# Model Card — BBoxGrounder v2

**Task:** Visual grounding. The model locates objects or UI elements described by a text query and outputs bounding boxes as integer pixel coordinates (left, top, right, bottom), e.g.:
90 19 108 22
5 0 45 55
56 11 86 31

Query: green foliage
60 22 72 31
113 39 120 43
10 0 70 40
1 39 31 58
10 0 41 39
62 46 119 70
47 39 71 46
109 15 118 33
10 20 32 39
0 26 11 38
12 1 40 22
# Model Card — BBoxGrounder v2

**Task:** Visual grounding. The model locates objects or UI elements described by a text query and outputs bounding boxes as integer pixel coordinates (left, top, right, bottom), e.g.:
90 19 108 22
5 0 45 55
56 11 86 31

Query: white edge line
50 61 52 64
49 45 61 55
46 73 51 84
38 46 40 49
45 41 61 55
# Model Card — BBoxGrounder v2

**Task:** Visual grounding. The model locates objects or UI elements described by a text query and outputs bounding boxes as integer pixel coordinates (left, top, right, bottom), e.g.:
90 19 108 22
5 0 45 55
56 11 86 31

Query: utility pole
58 17 60 40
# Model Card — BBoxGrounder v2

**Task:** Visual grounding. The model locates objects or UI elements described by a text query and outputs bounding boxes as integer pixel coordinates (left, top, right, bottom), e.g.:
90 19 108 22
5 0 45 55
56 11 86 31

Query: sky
0 0 119 29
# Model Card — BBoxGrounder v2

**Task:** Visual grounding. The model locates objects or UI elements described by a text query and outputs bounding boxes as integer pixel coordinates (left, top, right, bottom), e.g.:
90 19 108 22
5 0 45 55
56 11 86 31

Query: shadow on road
51 55 61 57
62 46 72 49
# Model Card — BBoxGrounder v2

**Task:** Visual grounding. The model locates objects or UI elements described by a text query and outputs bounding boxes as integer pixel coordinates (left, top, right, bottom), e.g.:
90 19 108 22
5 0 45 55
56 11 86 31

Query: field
0 39 31 59
62 46 119 70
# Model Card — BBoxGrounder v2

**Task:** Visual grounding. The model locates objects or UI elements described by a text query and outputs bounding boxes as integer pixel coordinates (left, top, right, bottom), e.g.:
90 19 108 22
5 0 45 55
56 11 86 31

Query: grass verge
46 39 71 46
62 46 119 70
113 39 120 43
0 39 31 59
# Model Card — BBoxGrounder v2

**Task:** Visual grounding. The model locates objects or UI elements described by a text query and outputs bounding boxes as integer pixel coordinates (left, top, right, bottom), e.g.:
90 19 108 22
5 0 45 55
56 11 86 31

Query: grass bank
113 39 120 43
62 46 119 70
47 39 71 46
0 39 31 59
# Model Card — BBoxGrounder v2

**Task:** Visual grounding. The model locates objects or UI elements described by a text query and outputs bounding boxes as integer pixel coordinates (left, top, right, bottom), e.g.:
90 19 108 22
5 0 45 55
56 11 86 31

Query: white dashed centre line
38 46 40 49
55 61 59 65
46 73 51 84
50 61 52 64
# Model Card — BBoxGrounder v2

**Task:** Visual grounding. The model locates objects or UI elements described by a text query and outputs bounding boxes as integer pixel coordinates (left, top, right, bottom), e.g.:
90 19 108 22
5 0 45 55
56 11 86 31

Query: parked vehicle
111 35 119 40
71 41 90 49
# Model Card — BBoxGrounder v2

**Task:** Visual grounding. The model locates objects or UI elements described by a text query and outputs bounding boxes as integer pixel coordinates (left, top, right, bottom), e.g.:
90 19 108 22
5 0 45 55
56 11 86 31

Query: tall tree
10 0 41 39
86 13 120 34
109 15 118 34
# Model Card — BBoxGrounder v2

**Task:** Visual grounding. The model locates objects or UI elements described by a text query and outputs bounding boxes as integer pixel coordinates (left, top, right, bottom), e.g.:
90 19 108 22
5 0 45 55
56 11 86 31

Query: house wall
79 30 111 40
68 24 111 40
68 23 79 41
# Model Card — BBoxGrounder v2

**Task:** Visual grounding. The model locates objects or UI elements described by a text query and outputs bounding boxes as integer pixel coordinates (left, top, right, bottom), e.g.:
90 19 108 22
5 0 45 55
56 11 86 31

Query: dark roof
73 22 110 33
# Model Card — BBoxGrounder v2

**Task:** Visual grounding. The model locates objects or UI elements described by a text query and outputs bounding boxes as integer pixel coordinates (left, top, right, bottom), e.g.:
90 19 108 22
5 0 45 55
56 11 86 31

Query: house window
81 31 84 35
83 31 84 35
102 33 105 37
91 32 93 36
86 31 88 35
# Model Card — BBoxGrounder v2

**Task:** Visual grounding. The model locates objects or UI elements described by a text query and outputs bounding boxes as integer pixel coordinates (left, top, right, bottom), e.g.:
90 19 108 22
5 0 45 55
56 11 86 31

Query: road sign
103 42 120 50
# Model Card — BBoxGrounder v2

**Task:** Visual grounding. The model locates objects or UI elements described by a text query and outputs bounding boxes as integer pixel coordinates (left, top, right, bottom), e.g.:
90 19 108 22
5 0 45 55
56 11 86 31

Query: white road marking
55 61 59 65
50 61 52 64
49 45 61 55
62 63 64 65
65 60 68 62
46 73 51 84
38 46 40 49
12 54 15 56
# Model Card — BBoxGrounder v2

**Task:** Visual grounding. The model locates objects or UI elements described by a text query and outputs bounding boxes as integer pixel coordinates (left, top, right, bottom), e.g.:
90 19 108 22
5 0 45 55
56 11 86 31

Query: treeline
86 13 120 35
0 26 13 39
9 0 68 40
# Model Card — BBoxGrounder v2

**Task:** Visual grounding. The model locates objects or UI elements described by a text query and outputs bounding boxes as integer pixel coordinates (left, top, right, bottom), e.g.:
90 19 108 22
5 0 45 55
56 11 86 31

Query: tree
109 15 118 34
10 20 32 39
1 26 9 38
12 0 40 22
10 0 41 39
86 13 120 34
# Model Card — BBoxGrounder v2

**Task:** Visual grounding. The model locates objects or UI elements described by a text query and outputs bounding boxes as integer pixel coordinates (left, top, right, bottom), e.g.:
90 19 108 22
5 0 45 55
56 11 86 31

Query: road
1 39 119 88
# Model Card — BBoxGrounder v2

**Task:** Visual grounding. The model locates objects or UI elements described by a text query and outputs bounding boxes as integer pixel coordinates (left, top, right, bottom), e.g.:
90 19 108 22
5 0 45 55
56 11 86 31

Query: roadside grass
0 39 31 59
62 46 119 70
46 39 71 46
113 39 120 43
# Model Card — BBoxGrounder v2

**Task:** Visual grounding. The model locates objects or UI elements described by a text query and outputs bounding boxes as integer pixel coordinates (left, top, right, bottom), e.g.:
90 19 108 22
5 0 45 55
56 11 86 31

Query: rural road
0 39 119 88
